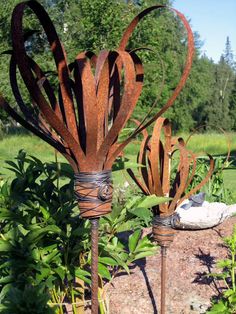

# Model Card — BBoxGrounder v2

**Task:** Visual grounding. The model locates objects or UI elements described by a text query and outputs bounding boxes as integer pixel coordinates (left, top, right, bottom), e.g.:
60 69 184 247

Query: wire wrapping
153 213 180 229
74 170 113 218
152 214 180 247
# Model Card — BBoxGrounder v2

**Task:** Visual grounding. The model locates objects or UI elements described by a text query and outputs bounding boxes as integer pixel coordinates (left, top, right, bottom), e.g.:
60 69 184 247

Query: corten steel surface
128 117 215 224
128 117 215 246
0 1 194 313
90 219 99 314
128 117 215 314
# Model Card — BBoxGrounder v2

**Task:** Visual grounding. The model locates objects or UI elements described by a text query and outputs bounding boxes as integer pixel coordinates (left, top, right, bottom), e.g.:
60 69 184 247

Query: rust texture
128 117 215 246
90 219 99 314
0 1 194 217
128 118 215 314
0 2 194 313
161 246 167 314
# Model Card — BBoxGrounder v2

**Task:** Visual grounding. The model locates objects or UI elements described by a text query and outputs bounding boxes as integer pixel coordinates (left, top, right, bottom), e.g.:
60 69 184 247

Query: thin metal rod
161 246 167 314
91 218 99 314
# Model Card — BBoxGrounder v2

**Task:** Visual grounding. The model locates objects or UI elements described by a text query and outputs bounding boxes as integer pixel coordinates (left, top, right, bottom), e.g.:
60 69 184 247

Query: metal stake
91 218 99 314
161 246 167 314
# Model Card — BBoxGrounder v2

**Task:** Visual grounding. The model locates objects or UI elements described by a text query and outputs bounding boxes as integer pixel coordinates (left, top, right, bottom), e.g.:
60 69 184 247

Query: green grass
0 132 235 202
124 132 236 202
124 132 236 156
0 134 66 178
178 132 236 156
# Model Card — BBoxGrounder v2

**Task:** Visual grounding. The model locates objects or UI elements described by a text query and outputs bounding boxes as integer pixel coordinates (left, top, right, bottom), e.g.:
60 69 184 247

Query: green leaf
130 250 156 261
0 239 13 252
39 206 50 221
17 224 29 236
75 268 91 285
116 221 137 233
217 259 232 268
134 236 157 253
25 225 61 243
1 182 9 198
207 300 229 313
42 249 60 264
36 268 51 284
128 207 151 220
0 275 14 284
224 289 234 297
0 208 14 220
98 263 111 280
128 229 141 253
106 252 130 273
99 257 118 266
0 283 12 302
136 195 171 209
54 266 66 281
44 275 57 289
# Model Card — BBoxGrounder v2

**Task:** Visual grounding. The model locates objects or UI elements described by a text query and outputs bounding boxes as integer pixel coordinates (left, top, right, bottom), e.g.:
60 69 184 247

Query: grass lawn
0 131 235 201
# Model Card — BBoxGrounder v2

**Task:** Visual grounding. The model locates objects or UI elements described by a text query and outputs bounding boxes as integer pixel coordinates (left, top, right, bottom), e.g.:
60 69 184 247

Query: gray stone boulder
175 200 236 229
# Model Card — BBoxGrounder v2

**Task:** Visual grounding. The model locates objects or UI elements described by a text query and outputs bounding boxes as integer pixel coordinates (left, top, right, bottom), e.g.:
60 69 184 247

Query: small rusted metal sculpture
128 117 214 313
0 1 194 313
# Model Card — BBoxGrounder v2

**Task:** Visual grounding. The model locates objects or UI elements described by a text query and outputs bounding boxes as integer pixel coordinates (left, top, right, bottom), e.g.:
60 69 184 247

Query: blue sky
173 0 236 63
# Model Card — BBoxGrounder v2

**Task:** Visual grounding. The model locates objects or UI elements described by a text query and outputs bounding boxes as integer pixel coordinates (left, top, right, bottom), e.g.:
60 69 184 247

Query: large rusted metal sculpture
128 117 214 313
0 1 194 313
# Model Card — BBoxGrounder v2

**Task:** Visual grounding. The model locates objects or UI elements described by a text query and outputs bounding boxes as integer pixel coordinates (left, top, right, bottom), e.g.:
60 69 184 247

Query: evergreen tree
229 77 236 130
223 36 235 68
0 0 235 133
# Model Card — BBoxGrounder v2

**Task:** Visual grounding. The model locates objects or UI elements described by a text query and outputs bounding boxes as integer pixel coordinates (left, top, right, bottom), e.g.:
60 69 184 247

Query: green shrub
0 150 160 313
207 225 236 314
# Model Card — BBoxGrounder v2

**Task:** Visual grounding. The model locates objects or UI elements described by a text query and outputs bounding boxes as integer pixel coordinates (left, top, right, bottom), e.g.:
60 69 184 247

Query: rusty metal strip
131 119 152 193
107 5 194 164
11 1 85 168
162 120 172 197
126 168 150 195
0 94 80 170
184 150 197 191
168 143 190 213
99 50 142 168
10 56 66 141
138 135 152 193
149 117 166 198
74 53 98 161
178 154 215 206
1 2 194 177
0 4 197 314
119 6 194 115
128 117 215 217
14 1 79 142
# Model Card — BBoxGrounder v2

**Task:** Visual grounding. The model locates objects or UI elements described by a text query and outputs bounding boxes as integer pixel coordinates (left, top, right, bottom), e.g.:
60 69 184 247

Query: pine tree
223 36 235 68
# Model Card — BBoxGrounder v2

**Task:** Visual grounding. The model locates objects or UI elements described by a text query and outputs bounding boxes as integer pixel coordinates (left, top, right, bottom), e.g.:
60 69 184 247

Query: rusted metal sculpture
0 1 194 313
128 117 214 313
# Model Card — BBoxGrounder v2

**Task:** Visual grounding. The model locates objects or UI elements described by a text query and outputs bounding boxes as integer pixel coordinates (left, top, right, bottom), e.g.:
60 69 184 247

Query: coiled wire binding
74 170 113 218
152 213 180 247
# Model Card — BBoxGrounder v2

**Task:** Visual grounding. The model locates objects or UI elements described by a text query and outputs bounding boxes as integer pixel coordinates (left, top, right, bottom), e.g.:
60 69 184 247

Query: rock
175 200 236 229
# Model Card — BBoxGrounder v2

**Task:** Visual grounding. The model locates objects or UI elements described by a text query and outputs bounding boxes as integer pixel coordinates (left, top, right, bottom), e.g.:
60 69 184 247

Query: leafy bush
207 225 236 313
0 150 159 313
180 156 234 204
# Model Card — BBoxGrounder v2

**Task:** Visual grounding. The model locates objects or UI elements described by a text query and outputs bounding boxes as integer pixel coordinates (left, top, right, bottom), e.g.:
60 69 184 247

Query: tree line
0 0 235 132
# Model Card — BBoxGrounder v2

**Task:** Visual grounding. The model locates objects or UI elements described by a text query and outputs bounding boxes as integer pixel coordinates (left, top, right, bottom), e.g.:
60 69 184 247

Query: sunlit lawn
0 131 235 201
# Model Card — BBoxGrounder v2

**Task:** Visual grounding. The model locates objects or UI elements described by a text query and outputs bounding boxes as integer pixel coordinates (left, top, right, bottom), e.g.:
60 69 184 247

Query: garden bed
105 216 236 314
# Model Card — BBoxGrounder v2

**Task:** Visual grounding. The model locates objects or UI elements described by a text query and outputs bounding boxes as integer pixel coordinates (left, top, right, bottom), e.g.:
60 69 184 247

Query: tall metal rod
91 218 99 314
161 246 167 314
